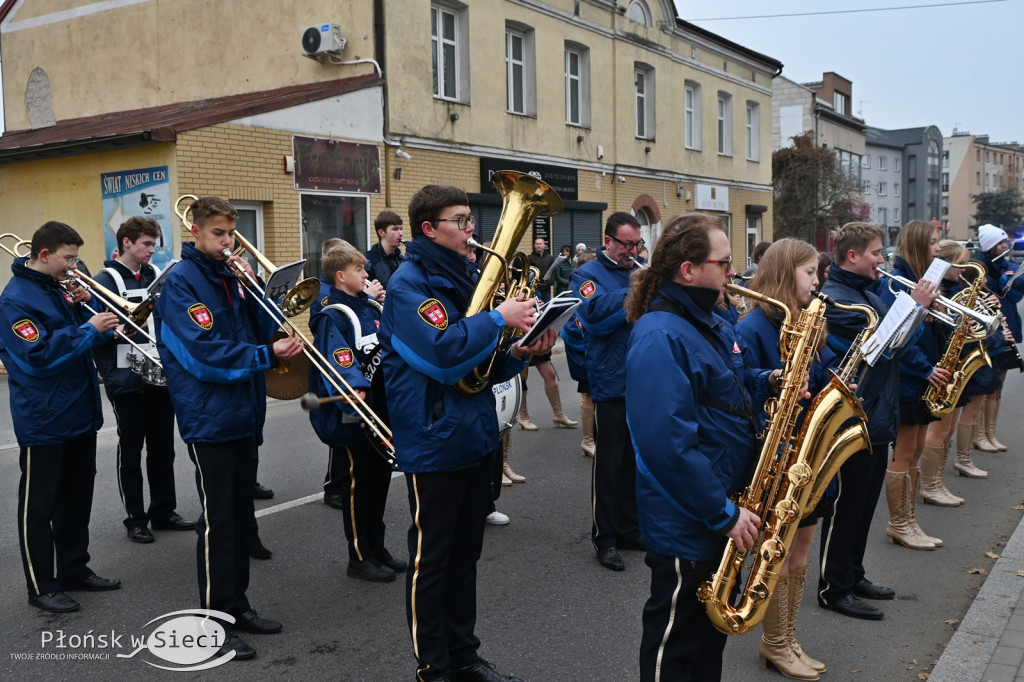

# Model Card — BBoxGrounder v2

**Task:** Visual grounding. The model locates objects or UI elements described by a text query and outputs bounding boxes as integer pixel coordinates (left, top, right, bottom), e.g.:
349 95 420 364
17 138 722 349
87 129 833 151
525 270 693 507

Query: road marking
254 470 403 519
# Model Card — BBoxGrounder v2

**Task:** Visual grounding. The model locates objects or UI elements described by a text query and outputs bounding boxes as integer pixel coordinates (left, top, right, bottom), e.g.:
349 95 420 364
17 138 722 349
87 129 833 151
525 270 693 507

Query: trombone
875 267 1001 339
174 194 395 464
0 233 31 259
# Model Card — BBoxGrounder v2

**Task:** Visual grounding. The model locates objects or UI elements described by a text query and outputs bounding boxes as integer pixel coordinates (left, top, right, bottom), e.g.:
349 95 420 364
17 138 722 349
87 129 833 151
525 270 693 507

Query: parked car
1007 239 1024 265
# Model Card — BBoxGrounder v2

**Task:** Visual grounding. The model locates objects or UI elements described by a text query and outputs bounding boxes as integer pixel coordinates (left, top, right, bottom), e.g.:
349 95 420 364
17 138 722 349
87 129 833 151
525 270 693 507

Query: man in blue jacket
379 184 556 682
569 211 646 571
364 210 406 289
155 196 303 660
0 221 121 613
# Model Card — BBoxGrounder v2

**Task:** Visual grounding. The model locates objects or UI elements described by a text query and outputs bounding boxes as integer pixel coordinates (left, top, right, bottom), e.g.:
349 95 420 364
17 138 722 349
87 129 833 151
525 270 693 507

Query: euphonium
922 263 992 417
698 283 830 635
455 170 563 395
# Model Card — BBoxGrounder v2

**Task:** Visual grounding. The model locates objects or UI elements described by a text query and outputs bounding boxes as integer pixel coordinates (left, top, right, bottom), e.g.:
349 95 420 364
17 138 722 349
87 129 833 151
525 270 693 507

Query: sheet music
862 292 925 365
516 292 580 348
263 260 307 301
543 254 566 282
921 258 950 285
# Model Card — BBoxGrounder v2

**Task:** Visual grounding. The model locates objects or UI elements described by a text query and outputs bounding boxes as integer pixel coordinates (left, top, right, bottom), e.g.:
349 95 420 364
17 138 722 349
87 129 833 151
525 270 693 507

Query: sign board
100 166 175 271
293 136 381 193
479 158 578 201
695 184 729 212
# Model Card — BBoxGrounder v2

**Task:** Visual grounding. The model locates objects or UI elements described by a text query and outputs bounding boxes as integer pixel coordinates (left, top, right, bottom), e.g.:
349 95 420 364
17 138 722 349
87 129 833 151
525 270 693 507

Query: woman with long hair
879 220 950 550
735 239 831 680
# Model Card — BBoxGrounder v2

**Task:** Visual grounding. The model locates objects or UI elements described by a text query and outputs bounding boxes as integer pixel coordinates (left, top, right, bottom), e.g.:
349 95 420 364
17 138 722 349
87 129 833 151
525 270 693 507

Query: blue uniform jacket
559 313 587 383
821 264 902 445
626 281 769 561
984 253 1024 342
155 243 277 443
878 257 940 403
364 242 405 290
308 287 378 448
310 272 332 316
0 257 108 446
378 245 527 473
569 248 644 402
92 259 159 398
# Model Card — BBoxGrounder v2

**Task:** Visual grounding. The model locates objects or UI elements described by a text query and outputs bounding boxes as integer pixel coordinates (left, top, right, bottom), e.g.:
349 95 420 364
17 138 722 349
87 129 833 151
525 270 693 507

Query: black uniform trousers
405 456 492 681
111 386 177 529
326 440 393 562
592 399 640 550
188 438 257 616
17 432 98 596
639 552 727 682
817 442 889 604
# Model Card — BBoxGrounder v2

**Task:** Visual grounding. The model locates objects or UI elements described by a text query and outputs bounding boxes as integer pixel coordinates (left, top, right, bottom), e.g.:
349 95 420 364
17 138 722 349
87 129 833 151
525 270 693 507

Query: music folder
263 260 308 301
515 292 580 349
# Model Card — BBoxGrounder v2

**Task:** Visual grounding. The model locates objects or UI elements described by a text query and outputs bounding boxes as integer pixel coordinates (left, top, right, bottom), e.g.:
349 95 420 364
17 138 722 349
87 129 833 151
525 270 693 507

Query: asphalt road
0 353 1022 681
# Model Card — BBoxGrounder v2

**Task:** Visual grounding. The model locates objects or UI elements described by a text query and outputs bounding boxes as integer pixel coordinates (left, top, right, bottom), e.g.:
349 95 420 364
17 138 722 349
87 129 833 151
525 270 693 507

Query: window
301 194 370 279
635 64 655 139
894 157 901 172
834 91 848 115
878 207 887 225
627 0 651 26
745 102 760 161
977 171 981 185
877 182 887 196
233 203 264 277
907 156 916 179
717 93 732 156
564 44 591 127
942 150 949 168
942 172 949 192
684 82 702 150
894 183 900 197
505 24 536 116
863 154 871 169
862 180 871 195
431 4 463 101
879 155 887 171
977 149 982 161
894 208 899 223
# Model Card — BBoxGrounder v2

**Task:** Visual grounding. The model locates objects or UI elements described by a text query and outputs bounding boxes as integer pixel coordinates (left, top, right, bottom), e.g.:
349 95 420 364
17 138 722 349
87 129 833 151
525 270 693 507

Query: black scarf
405 235 477 312
675 283 722 315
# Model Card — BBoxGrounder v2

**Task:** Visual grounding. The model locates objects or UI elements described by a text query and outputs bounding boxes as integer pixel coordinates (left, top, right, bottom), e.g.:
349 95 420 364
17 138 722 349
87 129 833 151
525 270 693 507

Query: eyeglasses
705 257 734 269
609 234 645 251
434 214 477 231
49 252 81 266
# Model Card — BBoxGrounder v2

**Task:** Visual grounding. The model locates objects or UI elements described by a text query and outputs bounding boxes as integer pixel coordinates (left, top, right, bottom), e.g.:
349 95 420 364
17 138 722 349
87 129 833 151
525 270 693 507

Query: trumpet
628 256 648 269
875 267 1000 339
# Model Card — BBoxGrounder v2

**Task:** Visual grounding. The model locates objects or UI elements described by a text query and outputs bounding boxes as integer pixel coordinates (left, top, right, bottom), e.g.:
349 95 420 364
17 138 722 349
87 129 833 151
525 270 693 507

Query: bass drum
492 374 523 436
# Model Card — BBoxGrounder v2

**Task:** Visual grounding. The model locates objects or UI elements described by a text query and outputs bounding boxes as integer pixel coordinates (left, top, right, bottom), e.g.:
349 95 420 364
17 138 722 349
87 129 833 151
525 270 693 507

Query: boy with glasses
0 221 121 613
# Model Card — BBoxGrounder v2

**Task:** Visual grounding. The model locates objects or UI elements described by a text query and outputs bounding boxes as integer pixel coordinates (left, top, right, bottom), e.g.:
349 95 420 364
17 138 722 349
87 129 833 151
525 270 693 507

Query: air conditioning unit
302 24 346 60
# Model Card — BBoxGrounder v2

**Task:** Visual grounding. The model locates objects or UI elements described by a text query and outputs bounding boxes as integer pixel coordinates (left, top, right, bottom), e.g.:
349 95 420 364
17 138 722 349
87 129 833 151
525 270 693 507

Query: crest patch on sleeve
188 303 214 330
417 298 449 330
579 280 597 298
333 347 355 368
12 319 39 342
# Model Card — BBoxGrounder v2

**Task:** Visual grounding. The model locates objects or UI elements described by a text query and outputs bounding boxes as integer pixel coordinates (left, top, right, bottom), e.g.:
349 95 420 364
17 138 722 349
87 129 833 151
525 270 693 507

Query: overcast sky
675 0 1022 143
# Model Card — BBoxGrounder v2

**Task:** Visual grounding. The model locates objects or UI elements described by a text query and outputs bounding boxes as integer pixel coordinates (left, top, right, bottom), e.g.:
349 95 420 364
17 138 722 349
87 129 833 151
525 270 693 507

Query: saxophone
922 262 992 417
698 284 830 635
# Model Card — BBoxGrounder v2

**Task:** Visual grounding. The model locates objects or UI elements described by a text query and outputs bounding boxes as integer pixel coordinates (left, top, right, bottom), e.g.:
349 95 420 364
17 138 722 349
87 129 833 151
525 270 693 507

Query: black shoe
377 547 408 573
618 535 647 551
65 574 122 592
232 609 282 634
451 658 523 682
28 592 80 613
323 493 346 509
250 536 273 560
252 483 274 500
151 512 196 531
347 557 396 583
217 628 256 661
127 526 155 544
819 593 884 620
596 547 625 571
853 578 896 600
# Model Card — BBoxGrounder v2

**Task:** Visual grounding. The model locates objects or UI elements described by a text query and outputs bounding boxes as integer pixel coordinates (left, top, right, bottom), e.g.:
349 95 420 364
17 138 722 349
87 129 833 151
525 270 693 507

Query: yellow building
0 0 781 286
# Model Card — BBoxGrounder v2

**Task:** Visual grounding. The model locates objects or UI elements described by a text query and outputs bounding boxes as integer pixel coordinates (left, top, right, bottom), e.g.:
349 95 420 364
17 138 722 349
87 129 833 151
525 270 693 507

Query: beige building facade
943 132 1024 240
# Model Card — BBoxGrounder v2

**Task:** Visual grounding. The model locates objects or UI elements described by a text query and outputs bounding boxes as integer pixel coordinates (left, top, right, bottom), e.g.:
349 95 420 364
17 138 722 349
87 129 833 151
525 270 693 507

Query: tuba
698 284 862 635
922 263 992 417
455 170 563 395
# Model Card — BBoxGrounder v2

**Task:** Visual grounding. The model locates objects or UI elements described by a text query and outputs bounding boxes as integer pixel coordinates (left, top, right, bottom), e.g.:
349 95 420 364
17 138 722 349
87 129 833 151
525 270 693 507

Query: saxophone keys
760 538 786 565
774 498 801 524
787 462 813 487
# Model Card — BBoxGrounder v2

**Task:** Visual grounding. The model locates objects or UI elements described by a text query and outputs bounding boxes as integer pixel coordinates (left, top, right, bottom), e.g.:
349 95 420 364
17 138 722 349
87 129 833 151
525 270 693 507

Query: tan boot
580 394 596 458
973 397 998 452
502 433 524 483
545 384 579 427
788 566 826 674
884 470 935 550
985 396 1008 451
517 394 538 431
954 425 989 478
759 570 819 680
918 443 964 506
908 467 943 547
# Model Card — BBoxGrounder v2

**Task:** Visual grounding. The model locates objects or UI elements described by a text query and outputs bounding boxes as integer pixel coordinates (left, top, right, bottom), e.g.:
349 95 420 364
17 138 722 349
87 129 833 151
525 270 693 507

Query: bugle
876 267 1000 338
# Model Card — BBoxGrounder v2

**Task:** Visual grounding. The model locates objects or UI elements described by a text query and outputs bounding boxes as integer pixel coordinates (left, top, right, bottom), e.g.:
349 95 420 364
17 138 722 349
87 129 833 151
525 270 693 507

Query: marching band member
308 241 406 582
93 217 194 544
379 184 556 682
625 213 769 681
155 196 303 661
736 238 834 680
0 221 121 613
364 210 406 290
879 220 950 550
312 237 385 316
817 222 936 619
569 212 647 572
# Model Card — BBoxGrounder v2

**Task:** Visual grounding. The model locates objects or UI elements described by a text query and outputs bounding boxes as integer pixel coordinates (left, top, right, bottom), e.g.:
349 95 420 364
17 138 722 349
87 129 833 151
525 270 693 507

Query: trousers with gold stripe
404 455 493 681
187 437 257 617
326 441 393 562
17 433 98 596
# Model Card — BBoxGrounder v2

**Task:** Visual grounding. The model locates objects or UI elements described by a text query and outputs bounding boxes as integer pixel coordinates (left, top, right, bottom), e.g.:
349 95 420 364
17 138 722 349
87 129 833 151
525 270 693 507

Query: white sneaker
485 511 510 526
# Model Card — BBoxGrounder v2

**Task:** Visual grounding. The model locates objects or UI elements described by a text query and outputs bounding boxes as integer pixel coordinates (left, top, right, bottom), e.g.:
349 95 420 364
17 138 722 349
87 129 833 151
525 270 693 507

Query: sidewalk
931 509 1024 681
